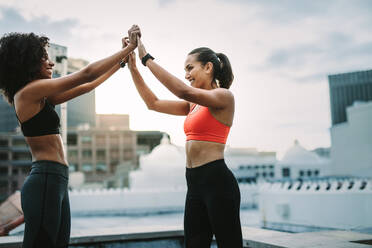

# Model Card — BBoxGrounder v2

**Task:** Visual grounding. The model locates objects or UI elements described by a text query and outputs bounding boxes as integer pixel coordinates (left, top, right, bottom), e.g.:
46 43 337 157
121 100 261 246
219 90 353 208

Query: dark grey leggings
21 160 70 248
184 159 243 248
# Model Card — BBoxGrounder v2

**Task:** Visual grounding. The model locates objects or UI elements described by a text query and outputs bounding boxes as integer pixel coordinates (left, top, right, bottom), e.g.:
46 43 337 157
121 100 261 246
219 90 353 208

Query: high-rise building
328 69 372 125
0 96 18 132
48 44 95 128
64 57 95 128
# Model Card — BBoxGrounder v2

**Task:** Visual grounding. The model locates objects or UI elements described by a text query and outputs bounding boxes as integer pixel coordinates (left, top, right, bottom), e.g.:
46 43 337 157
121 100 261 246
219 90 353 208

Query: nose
185 72 190 80
49 60 55 67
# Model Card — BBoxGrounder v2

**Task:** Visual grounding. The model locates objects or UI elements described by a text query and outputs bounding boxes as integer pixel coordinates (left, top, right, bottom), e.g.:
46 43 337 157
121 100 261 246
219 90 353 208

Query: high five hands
122 25 149 67
127 25 141 50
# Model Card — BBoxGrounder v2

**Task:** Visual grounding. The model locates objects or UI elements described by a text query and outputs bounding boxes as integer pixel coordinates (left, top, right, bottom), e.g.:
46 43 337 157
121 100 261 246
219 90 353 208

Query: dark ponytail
215 53 233 89
188 47 234 89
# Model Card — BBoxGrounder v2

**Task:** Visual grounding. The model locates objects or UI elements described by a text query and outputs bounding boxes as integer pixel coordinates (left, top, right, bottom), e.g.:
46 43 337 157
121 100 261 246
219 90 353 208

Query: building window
96 135 106 146
0 180 7 188
110 135 119 145
307 170 312 177
110 149 119 159
13 152 31 160
299 170 304 177
69 164 76 172
12 139 26 147
82 150 92 159
69 150 78 159
82 163 92 172
282 168 290 178
96 150 106 160
67 133 77 145
123 148 133 160
270 172 274 177
110 161 119 173
314 170 319 176
81 135 92 145
96 163 107 172
0 152 8 160
0 167 8 174
0 139 8 147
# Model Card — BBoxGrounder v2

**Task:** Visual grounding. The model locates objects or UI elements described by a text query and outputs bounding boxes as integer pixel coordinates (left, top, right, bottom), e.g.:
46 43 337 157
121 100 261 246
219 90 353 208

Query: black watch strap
142 53 155 66
119 60 126 68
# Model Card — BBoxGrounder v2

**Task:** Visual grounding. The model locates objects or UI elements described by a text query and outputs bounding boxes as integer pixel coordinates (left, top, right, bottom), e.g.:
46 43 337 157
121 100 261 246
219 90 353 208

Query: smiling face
39 47 54 79
184 54 213 89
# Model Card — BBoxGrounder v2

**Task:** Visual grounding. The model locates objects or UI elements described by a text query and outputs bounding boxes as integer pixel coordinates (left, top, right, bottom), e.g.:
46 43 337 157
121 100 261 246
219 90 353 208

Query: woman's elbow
177 89 193 101
146 102 156 111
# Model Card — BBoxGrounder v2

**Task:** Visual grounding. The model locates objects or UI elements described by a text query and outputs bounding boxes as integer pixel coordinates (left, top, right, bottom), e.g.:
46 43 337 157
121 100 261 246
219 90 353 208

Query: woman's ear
204 61 214 74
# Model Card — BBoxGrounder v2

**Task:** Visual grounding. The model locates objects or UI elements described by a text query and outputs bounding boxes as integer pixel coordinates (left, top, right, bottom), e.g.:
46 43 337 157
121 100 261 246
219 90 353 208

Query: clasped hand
123 25 148 68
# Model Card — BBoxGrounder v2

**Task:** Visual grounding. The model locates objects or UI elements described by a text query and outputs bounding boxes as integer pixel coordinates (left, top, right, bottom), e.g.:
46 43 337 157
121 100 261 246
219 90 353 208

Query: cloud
0 7 78 42
219 0 372 24
261 30 372 83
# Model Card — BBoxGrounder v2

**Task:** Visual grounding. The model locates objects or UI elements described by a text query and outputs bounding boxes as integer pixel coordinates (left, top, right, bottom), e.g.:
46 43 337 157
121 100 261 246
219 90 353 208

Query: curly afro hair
0 32 49 104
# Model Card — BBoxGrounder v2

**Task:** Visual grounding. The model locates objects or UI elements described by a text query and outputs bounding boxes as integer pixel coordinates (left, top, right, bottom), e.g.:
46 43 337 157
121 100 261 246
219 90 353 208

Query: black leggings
184 159 243 248
21 160 70 248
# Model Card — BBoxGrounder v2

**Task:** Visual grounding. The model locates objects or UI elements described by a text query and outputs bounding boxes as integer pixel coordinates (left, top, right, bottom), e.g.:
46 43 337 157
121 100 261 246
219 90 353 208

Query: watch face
120 60 126 68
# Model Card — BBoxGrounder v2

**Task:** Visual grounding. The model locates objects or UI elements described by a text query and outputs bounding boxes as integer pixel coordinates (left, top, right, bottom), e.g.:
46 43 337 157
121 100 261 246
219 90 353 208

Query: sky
1 0 371 157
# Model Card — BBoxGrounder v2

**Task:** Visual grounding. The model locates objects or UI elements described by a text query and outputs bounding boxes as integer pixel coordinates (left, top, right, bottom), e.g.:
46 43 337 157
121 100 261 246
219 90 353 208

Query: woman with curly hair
0 26 140 248
126 36 243 247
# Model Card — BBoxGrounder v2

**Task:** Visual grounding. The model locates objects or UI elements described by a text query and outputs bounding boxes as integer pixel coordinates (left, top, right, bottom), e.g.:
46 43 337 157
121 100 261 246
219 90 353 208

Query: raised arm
20 25 141 104
128 51 190 116
48 63 120 105
137 38 233 109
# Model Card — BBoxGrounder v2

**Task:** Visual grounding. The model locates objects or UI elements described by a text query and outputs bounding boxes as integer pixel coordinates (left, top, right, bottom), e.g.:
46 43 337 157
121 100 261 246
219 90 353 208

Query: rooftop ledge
1 226 372 247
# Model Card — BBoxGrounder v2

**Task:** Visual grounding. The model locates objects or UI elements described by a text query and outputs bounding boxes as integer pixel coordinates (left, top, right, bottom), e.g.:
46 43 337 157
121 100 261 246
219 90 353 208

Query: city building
259 69 372 233
0 132 31 202
67 114 137 185
328 69 372 125
0 114 169 198
275 140 330 179
136 131 168 156
311 147 331 158
48 43 95 128
330 101 372 177
0 96 18 132
64 57 95 128
224 147 277 183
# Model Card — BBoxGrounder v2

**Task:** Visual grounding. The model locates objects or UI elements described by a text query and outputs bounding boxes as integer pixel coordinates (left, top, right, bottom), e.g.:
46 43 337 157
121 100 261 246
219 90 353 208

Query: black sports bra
15 99 60 137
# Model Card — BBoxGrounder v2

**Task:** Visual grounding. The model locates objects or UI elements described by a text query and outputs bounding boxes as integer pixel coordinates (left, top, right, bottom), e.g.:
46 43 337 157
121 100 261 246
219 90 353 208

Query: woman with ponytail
126 36 242 247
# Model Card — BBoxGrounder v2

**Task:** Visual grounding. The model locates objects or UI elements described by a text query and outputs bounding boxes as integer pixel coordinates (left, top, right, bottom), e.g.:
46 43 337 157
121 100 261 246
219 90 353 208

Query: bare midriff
26 134 68 166
185 140 225 168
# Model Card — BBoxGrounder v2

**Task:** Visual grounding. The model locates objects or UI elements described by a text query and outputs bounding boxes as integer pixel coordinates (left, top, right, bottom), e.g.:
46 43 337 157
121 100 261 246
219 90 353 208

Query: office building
328 69 372 125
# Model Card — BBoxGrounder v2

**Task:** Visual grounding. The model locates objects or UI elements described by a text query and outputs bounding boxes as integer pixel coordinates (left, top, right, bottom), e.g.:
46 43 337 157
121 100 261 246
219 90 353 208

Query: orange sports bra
184 104 231 144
